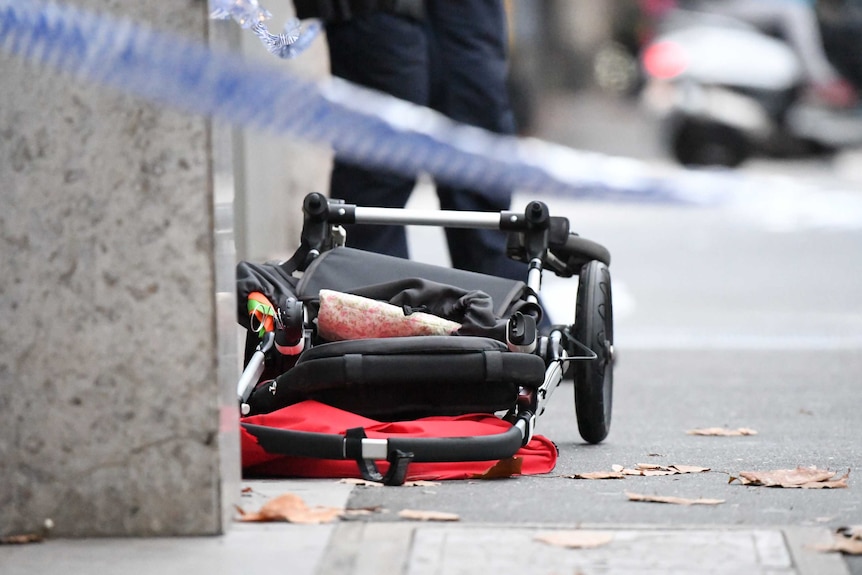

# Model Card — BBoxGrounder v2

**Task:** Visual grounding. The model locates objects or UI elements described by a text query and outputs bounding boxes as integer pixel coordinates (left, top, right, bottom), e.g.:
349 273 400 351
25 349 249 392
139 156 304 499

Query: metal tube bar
236 351 265 403
360 439 389 461
536 361 564 418
352 206 503 229
526 258 543 303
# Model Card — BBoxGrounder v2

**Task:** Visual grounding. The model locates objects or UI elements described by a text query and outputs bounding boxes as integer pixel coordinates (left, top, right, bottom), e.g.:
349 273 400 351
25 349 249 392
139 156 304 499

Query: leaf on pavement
686 427 758 436
471 457 523 479
405 480 443 487
814 538 862 555
236 492 343 524
342 505 384 517
0 533 44 545
339 478 441 487
604 464 711 477
625 491 725 506
811 526 862 555
669 464 712 474
340 478 384 487
566 471 626 480
534 530 614 549
398 509 460 522
624 464 675 476
730 467 849 489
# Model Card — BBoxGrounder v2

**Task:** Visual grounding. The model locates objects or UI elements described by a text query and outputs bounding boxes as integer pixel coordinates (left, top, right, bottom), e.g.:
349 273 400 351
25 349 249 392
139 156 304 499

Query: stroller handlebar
242 411 531 465
306 192 570 234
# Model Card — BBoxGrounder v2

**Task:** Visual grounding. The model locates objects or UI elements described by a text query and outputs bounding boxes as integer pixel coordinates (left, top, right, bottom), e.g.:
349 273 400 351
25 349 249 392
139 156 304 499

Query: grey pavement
0 479 852 575
0 476 852 575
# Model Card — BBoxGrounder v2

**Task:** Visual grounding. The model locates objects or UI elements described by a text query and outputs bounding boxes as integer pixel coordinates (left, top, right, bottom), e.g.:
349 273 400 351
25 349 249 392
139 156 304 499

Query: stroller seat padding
245 336 546 420
297 247 527 318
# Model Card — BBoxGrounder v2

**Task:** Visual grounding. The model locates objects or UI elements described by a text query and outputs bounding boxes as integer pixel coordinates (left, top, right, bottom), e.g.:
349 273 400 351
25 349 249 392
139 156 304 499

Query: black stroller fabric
296 247 527 318
237 246 545 420
236 259 303 380
236 259 299 332
245 335 546 419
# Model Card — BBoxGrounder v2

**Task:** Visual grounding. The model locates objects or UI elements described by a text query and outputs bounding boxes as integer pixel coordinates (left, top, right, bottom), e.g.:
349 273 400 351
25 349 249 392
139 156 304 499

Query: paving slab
319 523 849 575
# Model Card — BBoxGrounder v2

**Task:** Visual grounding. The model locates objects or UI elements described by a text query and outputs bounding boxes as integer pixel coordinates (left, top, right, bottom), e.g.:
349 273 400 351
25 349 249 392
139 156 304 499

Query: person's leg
325 13 429 257
327 166 415 259
441 190 528 280
425 0 526 279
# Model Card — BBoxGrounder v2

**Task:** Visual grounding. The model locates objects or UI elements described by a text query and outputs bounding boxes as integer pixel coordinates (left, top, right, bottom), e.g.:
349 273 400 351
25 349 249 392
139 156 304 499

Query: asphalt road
350 91 862 573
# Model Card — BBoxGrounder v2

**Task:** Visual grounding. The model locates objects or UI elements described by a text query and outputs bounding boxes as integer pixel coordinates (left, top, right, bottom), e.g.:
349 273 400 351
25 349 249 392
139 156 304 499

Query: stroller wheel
573 260 614 444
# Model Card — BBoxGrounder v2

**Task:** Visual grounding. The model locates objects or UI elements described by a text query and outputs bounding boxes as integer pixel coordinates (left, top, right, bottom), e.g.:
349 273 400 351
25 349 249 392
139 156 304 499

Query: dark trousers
325 0 526 280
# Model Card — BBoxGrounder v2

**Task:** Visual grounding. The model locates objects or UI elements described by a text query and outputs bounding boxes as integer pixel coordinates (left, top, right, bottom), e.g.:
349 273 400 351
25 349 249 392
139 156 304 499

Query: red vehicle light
642 40 688 79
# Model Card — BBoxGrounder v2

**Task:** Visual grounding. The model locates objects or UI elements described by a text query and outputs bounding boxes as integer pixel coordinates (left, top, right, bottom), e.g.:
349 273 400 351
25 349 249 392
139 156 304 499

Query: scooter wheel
673 120 749 168
572 260 614 444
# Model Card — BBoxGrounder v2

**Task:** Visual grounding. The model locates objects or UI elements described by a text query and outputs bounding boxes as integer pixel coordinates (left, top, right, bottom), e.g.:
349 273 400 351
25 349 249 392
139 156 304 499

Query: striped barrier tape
209 0 321 59
1 0 859 223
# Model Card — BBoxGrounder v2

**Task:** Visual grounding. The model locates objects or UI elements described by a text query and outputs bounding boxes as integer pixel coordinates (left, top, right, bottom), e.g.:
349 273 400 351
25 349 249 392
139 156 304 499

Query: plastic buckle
345 427 384 482
345 428 414 486
381 450 414 486
507 311 537 353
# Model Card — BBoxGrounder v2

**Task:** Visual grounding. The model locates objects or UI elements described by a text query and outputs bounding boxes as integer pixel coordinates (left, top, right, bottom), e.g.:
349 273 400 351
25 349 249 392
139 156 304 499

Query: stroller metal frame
238 193 614 484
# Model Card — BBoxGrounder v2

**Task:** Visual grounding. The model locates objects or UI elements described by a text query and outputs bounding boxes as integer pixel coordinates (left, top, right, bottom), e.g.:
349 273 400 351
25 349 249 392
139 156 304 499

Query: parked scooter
640 8 862 167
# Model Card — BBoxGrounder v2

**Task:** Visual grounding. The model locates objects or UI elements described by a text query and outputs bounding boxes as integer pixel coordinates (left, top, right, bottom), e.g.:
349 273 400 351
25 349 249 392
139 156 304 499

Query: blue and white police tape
209 0 321 59
1 0 855 216
209 0 272 28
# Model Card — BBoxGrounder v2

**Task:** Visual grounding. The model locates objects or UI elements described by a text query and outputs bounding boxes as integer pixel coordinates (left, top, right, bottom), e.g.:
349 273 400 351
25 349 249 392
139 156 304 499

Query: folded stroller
236 193 614 485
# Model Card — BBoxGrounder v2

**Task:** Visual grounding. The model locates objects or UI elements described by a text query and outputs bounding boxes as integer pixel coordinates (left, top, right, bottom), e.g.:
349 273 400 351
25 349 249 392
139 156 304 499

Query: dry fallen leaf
686 427 758 436
730 467 849 489
534 531 614 549
342 506 384 518
339 478 441 488
0 533 44 545
236 492 343 524
563 463 710 479
625 492 725 506
605 464 711 477
626 464 676 476
811 527 862 555
567 471 626 480
815 538 862 555
398 509 460 522
669 465 711 474
471 457 523 479
339 478 384 487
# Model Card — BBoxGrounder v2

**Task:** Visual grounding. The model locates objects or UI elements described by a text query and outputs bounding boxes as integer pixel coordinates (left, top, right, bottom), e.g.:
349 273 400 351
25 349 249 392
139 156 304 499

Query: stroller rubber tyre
573 259 614 444
552 234 611 276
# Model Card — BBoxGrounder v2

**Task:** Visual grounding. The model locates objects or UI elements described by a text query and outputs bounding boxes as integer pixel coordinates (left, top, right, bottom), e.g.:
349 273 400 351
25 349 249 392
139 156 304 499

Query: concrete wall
0 0 239 536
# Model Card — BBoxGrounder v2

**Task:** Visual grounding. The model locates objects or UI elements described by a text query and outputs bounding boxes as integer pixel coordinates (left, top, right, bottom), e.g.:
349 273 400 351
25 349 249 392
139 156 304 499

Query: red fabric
241 400 557 481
